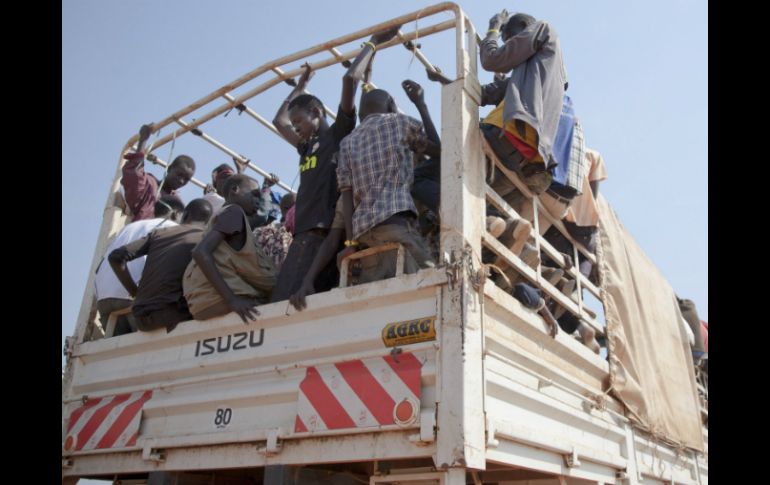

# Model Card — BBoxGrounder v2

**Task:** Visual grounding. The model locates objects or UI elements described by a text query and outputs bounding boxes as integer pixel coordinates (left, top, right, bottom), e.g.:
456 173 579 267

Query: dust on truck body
61 3 708 484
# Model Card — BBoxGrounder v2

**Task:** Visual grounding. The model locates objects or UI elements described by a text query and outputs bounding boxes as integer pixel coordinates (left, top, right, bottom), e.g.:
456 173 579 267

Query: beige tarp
595 195 704 451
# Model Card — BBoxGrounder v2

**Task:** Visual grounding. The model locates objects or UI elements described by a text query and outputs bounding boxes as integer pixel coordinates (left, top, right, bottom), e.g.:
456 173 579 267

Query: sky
62 2 706 476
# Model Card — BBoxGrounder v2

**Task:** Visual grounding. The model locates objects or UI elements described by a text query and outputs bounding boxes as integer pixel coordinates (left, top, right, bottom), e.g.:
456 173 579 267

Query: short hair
279 192 296 211
288 94 326 119
359 88 395 119
361 88 393 105
154 194 184 218
222 173 256 197
502 13 536 38
182 198 214 224
212 163 235 186
169 154 196 172
212 163 234 176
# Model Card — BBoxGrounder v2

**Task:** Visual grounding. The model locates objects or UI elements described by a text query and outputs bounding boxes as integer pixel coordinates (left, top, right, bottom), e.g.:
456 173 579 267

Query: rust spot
64 435 75 451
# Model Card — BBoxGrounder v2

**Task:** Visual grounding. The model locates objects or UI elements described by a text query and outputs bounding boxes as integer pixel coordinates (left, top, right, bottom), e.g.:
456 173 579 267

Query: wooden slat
481 232 604 336
481 138 597 265
485 186 601 299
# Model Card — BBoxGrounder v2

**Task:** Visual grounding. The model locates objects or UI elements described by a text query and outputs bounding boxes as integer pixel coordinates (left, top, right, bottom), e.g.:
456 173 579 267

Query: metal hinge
142 446 166 462
257 428 282 456
564 447 581 468
408 409 437 446
485 415 499 448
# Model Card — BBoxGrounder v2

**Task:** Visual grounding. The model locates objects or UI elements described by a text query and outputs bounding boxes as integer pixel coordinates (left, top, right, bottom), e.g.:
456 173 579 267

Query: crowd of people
92 10 705 364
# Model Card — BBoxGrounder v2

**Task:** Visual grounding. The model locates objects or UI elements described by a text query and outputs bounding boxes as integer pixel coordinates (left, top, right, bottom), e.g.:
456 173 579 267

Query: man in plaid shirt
337 89 435 284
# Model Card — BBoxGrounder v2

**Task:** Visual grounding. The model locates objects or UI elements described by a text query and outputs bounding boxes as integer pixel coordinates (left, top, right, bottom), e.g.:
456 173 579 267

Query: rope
483 263 510 288
289 168 301 193
151 127 177 217
402 6 429 72
159 127 176 196
144 127 161 155
651 431 666 478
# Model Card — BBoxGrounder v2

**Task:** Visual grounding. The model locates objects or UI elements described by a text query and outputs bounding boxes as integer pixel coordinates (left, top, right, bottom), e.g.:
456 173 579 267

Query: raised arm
340 26 401 115
480 14 548 73
480 75 509 107
121 124 159 218
273 64 315 148
402 80 439 146
192 230 260 323
136 123 153 153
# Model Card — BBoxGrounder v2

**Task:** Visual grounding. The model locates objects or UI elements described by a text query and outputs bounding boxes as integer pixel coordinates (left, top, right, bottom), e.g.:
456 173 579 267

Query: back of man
94 217 177 333
126 224 205 332
339 112 421 237
338 111 434 283
480 14 567 170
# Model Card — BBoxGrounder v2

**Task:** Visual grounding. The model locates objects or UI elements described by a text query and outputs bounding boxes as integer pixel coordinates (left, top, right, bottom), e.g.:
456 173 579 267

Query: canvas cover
595 195 704 451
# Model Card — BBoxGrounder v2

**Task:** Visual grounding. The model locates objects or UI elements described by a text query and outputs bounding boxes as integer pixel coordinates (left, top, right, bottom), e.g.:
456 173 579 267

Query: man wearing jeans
337 89 435 284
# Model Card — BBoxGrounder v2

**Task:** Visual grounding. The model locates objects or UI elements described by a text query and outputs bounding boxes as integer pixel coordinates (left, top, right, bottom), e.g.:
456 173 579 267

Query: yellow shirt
483 102 544 164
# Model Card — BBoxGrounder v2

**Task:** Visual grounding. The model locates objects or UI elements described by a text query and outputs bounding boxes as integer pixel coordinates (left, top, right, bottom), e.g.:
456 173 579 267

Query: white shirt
94 218 177 301
203 192 226 214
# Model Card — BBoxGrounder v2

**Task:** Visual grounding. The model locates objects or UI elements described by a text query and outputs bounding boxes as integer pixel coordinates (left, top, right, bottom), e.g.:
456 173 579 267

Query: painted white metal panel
64 432 435 478
63 271 443 477
481 278 707 485
435 65 486 469
634 431 706 485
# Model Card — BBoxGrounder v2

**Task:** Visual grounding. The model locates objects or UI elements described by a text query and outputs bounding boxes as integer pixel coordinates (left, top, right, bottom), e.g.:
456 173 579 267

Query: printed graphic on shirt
300 155 317 173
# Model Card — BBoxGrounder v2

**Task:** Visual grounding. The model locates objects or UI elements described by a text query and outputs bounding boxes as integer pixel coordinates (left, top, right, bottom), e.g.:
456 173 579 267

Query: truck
62 3 708 484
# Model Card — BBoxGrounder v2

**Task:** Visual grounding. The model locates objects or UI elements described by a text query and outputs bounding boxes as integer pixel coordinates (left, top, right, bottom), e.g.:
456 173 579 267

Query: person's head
154 194 185 221
358 89 397 122
288 94 326 142
501 13 536 42
279 192 296 219
222 174 261 215
211 163 235 196
164 155 196 191
182 198 214 225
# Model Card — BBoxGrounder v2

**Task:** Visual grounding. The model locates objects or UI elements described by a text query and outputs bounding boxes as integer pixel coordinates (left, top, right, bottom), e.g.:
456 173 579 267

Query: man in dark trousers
269 26 400 302
109 199 213 333
337 89 436 284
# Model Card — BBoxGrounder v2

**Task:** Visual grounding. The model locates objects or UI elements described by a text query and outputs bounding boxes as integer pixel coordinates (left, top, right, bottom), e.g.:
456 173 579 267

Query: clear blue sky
63 0 707 368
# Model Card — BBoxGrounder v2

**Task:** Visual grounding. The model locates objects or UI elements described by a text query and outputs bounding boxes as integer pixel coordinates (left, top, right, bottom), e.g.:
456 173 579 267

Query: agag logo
381 316 436 347
194 329 264 357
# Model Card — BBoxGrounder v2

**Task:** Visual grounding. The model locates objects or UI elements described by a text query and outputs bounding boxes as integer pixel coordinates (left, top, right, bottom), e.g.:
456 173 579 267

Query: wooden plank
484 186 600 297
481 138 597 265
482 233 604 336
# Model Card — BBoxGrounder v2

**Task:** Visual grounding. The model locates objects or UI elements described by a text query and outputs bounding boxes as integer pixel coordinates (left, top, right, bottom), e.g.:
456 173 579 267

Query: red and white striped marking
63 391 152 452
295 353 422 433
